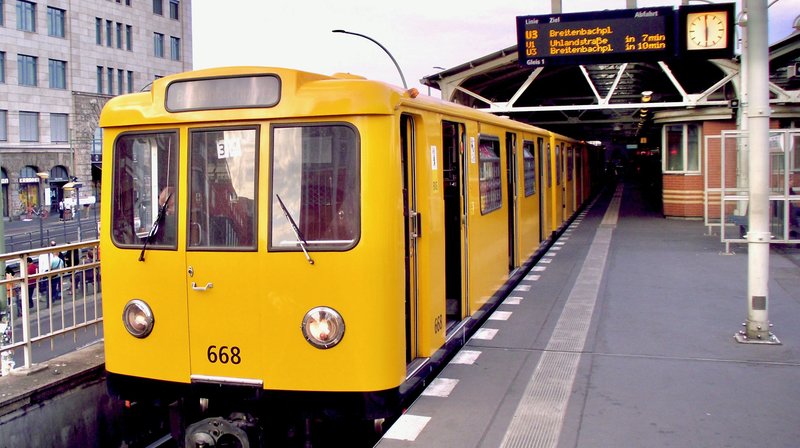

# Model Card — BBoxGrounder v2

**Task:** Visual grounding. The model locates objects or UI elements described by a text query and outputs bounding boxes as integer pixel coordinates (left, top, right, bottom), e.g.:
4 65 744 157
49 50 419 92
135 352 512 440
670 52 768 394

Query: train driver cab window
478 136 502 214
523 141 536 197
188 128 258 250
111 132 178 248
270 124 359 251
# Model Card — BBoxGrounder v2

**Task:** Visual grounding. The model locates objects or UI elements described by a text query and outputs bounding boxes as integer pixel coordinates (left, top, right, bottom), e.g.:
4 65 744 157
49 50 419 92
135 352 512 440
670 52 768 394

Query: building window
49 59 66 89
16 0 35 32
170 36 180 61
0 52 5 84
478 136 502 214
0 0 4 26
664 124 701 173
107 67 114 95
169 0 179 20
117 68 124 95
106 20 113 47
153 0 163 15
0 110 7 141
97 66 103 93
116 23 123 49
126 25 133 50
154 32 165 58
19 111 39 142
127 70 134 93
47 7 66 38
51 113 68 142
95 18 102 45
125 0 131 5
18 54 37 86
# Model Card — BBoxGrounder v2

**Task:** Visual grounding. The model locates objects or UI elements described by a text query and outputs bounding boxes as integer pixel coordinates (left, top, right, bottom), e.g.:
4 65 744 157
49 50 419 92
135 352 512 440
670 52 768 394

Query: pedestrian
58 199 65 221
49 242 64 302
26 257 37 309
5 266 18 317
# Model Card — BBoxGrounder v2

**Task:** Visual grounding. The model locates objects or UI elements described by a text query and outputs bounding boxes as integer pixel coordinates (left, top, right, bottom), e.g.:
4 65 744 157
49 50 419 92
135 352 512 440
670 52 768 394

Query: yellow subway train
99 66 602 446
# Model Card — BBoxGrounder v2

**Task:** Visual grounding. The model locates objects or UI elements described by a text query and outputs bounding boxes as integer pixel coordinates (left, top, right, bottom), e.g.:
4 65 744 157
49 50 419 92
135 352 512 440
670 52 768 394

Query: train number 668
207 345 242 365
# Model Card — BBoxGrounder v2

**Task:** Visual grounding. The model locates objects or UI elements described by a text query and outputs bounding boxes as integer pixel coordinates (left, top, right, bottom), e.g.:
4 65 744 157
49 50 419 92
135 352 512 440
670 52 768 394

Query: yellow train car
100 66 595 446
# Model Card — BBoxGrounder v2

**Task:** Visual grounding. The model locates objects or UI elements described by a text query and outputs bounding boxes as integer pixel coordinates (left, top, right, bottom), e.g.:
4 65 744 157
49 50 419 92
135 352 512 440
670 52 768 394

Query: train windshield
270 124 360 251
188 128 258 250
111 132 179 249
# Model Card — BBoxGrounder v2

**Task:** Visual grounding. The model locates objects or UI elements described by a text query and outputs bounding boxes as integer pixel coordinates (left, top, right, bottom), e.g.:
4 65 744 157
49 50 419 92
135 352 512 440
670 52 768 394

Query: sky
192 0 799 93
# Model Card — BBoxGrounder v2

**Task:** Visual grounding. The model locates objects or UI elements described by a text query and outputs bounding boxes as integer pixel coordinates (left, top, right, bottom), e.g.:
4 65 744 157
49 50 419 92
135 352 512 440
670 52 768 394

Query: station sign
517 7 675 67
516 4 734 68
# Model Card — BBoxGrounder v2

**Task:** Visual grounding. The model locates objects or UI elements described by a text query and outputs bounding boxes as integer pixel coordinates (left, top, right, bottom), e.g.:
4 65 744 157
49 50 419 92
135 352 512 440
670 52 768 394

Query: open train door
401 114 420 365
537 137 549 241
506 132 519 273
442 121 467 331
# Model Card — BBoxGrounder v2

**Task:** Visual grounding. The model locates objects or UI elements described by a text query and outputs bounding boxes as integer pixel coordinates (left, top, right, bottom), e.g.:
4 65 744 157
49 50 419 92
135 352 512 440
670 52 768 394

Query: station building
0 0 193 220
422 21 800 224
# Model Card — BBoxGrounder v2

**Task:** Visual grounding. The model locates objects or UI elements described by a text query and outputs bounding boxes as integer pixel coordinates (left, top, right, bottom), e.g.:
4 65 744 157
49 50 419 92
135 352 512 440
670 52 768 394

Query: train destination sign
516 7 675 67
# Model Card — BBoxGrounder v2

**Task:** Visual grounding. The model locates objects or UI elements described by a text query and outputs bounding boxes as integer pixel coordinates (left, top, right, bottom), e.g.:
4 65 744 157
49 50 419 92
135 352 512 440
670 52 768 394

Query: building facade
0 0 193 220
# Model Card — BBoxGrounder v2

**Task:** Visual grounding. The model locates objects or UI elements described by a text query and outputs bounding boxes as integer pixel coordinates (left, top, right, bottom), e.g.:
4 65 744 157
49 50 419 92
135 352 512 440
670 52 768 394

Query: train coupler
184 413 258 448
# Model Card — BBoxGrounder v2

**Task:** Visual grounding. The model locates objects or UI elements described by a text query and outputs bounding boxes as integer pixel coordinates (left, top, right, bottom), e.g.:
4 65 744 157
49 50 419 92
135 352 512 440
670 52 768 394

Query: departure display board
516 7 675 67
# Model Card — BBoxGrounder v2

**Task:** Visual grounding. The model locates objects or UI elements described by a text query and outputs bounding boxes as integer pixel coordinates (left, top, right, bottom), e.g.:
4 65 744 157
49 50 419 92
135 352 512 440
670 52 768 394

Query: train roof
99 66 554 137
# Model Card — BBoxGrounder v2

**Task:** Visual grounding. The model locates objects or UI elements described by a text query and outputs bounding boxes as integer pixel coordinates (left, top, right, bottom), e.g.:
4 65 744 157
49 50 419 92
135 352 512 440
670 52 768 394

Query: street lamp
332 29 408 89
63 180 83 242
35 172 49 247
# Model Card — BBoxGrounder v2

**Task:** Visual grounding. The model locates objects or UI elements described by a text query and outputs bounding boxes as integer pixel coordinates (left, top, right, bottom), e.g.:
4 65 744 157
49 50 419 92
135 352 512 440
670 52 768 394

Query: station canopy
420 31 800 147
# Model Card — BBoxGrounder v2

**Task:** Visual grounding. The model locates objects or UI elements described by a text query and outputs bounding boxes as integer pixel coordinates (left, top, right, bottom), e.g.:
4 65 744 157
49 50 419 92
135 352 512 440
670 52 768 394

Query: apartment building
0 0 192 219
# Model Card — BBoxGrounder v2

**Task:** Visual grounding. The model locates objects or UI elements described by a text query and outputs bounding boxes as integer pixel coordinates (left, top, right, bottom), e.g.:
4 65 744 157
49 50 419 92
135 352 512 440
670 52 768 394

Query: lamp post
332 29 408 89
35 172 49 247
63 180 83 242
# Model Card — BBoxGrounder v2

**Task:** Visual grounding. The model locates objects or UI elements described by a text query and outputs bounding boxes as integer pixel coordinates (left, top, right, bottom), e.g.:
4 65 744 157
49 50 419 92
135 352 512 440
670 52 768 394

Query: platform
378 181 800 448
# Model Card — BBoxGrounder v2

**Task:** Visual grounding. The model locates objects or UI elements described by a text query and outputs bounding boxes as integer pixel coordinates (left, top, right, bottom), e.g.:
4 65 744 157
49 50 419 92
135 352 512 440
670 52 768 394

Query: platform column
737 0 779 344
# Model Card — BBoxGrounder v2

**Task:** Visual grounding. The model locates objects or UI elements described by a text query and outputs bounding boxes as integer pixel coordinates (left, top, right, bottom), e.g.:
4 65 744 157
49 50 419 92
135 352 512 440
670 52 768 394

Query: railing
4 214 100 253
0 240 102 373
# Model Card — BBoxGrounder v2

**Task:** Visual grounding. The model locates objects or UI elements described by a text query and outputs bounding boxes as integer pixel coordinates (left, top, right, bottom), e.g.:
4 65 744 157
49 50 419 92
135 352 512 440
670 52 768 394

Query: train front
99 68 407 445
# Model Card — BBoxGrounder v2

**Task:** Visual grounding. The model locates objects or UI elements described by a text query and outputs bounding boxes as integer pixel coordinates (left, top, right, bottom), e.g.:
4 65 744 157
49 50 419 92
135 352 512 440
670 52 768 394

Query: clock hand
704 15 709 45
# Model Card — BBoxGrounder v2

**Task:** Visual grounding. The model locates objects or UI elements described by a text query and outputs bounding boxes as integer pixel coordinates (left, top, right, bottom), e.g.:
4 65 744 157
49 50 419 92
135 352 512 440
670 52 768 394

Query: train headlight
122 299 154 338
301 307 345 349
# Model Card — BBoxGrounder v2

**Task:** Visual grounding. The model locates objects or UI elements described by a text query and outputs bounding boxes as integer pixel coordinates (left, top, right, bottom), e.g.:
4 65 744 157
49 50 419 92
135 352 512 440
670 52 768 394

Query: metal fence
0 240 102 373
704 130 800 252
4 214 100 253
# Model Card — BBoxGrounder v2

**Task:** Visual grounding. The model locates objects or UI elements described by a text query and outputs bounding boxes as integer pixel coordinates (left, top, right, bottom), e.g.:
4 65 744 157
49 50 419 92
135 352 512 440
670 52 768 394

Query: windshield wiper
275 194 314 265
139 191 171 262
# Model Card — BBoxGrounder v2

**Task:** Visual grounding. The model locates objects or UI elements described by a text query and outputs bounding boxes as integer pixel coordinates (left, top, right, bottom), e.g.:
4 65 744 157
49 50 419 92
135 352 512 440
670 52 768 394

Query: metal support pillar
736 0 779 344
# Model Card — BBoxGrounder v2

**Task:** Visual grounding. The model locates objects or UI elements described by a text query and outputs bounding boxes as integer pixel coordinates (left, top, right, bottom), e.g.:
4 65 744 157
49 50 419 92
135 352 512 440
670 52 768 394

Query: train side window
270 123 360 251
188 127 258 250
111 131 178 249
569 147 575 181
478 136 502 214
523 141 535 196
556 144 562 185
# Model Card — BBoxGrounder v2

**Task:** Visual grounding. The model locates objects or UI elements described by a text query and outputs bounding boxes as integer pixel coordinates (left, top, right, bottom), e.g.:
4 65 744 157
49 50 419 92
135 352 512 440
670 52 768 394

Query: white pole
737 0 779 344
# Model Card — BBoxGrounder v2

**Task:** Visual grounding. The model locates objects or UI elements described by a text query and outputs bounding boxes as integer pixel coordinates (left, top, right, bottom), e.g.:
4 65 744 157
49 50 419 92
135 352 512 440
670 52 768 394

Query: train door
538 137 548 240
401 114 419 364
566 146 575 214
506 132 519 272
442 121 466 331
557 144 565 223
185 127 262 382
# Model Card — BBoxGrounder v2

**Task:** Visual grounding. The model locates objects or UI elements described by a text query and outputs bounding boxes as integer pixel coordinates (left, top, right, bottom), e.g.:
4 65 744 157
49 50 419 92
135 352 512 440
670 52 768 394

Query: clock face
687 11 728 50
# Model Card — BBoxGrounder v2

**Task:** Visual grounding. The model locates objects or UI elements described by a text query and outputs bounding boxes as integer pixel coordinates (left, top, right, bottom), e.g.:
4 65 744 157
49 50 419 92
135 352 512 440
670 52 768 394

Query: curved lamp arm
332 29 408 89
